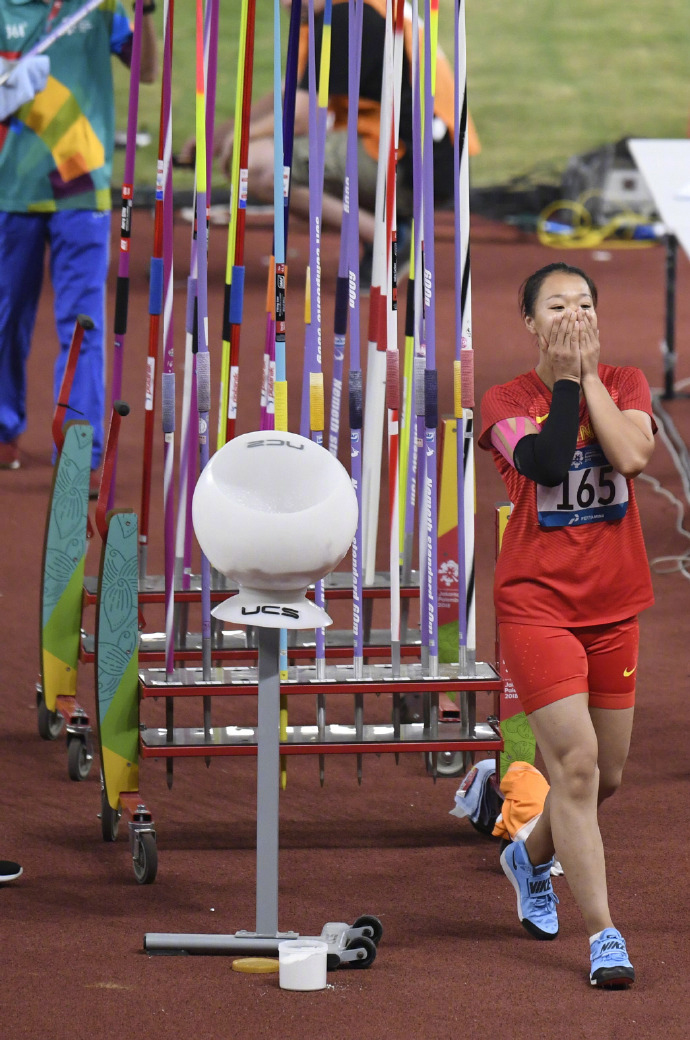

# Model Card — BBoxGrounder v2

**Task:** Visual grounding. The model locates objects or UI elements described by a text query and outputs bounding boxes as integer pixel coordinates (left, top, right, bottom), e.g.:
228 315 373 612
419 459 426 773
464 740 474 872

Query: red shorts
498 617 639 715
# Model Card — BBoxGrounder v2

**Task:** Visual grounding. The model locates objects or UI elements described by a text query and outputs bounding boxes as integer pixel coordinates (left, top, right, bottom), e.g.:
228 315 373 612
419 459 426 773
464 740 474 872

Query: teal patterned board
95 510 140 808
40 421 92 711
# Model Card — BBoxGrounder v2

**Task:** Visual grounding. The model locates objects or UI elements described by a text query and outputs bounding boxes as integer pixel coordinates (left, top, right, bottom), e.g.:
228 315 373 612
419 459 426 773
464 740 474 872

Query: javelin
300 0 331 440
193 0 214 756
422 0 440 681
174 0 218 610
108 0 145 510
155 0 176 789
360 0 404 587
385 0 405 682
0 0 106 86
400 0 424 605
139 0 175 584
260 0 302 431
453 0 475 673
218 0 256 447
344 0 365 780
271 0 291 785
304 0 332 782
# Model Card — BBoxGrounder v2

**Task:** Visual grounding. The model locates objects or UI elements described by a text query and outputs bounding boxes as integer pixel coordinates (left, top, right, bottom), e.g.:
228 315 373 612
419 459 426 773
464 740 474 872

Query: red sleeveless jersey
479 365 656 627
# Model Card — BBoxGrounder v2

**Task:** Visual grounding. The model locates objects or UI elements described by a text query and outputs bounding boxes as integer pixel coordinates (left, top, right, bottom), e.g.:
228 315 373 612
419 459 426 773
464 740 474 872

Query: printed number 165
557 466 616 511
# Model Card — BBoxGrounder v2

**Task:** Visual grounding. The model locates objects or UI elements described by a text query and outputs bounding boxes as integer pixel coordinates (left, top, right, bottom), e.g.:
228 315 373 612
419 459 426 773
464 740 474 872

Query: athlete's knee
597 764 624 804
551 746 599 802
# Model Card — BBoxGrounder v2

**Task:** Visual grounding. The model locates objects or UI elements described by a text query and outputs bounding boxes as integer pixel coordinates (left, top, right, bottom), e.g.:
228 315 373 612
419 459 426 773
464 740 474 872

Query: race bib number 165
536 445 628 528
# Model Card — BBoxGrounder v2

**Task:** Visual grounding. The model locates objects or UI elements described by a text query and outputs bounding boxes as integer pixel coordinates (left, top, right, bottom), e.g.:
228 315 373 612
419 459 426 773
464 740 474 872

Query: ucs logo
241 605 300 619
247 438 304 450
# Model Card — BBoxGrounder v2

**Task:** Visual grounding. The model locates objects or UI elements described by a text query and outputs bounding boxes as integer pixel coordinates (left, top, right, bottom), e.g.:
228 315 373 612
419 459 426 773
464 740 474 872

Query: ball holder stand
144 626 381 967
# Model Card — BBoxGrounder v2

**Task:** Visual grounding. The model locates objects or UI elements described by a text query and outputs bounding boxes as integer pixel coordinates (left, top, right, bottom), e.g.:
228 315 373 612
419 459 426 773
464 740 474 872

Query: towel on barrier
449 759 504 836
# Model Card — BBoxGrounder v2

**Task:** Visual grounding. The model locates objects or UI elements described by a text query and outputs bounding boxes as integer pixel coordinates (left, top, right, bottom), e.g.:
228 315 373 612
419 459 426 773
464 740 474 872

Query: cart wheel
345 935 377 968
352 914 383 946
37 695 64 741
67 737 92 781
424 750 469 778
132 832 158 885
100 790 121 842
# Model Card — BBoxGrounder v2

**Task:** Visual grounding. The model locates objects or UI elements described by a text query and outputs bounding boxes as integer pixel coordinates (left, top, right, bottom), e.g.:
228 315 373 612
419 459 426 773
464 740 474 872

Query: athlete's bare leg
589 705 634 803
522 693 615 936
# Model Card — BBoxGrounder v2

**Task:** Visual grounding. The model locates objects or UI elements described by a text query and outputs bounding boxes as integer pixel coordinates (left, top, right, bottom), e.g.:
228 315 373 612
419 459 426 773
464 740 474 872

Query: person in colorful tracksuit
479 261 656 988
0 0 157 472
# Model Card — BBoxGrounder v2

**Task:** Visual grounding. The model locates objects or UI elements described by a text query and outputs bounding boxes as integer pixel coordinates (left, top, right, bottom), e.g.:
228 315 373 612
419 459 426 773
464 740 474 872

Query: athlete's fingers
551 310 573 348
560 310 578 350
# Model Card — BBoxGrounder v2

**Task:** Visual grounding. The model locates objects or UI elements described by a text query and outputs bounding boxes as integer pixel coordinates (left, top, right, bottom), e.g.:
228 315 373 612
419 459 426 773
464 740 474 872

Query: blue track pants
0 209 110 467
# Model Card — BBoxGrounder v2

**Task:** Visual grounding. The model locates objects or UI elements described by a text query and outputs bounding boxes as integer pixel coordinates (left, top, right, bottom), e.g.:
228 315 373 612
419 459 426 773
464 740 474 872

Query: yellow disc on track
231 957 280 974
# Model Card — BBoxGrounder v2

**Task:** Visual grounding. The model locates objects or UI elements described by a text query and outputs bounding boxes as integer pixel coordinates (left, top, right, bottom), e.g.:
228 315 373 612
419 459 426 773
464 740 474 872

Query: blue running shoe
589 928 635 988
500 839 559 940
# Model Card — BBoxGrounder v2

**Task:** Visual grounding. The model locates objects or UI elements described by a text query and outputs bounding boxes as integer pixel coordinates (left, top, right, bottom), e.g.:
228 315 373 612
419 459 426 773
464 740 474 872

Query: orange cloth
492 761 549 842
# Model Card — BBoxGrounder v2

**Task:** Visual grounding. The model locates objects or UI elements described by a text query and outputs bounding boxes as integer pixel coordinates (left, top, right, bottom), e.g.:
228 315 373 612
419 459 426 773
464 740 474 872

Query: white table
629 139 690 397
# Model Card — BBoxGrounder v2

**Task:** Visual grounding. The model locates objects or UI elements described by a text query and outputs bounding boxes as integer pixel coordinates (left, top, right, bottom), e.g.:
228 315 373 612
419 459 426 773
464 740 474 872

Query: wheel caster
67 737 92 781
351 914 383 945
100 788 122 842
37 688 64 741
132 832 158 885
425 750 472 778
344 935 377 968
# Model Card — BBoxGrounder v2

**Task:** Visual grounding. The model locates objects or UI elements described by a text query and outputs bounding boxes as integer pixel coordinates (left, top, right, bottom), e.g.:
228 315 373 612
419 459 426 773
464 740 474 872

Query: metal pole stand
143 625 381 969
662 232 677 400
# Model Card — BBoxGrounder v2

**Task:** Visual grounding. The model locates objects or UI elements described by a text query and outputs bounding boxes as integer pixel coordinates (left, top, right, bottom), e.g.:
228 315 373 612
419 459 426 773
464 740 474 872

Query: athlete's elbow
624 439 655 478
529 466 569 487
619 450 653 480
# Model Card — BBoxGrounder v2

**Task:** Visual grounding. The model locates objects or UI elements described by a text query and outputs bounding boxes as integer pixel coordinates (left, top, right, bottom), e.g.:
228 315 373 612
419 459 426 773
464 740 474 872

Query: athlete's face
525 272 597 341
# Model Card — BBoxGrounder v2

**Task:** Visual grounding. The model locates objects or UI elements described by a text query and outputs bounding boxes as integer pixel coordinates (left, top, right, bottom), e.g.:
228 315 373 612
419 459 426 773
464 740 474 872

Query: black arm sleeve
513 379 580 487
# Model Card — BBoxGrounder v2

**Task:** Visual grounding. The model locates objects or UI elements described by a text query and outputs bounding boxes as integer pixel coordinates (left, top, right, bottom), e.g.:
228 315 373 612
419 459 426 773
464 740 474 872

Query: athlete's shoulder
482 370 537 408
598 362 652 402
479 371 539 448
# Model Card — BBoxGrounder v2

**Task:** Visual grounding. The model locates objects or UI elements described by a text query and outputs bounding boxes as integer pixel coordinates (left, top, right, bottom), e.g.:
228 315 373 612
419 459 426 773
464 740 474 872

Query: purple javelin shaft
305 0 333 662
347 0 364 669
422 0 438 668
160 0 176 678
111 0 144 403
453 0 468 659
301 0 330 437
176 0 218 589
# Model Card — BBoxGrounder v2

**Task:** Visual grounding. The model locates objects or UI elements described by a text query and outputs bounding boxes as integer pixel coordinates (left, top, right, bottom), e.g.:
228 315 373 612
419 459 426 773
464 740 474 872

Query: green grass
465 0 689 187
113 0 689 193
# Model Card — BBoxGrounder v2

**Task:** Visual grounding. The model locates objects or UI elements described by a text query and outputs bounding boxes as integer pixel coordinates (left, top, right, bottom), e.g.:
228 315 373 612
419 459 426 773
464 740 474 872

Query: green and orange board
40 421 92 712
94 510 140 809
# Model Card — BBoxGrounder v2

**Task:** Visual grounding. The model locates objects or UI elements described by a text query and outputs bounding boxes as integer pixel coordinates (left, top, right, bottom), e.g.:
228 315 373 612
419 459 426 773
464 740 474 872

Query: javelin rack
138 659 501 760
81 570 434 665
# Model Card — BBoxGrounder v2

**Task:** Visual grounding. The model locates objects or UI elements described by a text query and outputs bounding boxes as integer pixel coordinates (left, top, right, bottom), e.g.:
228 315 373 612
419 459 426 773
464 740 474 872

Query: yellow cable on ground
537 195 661 250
